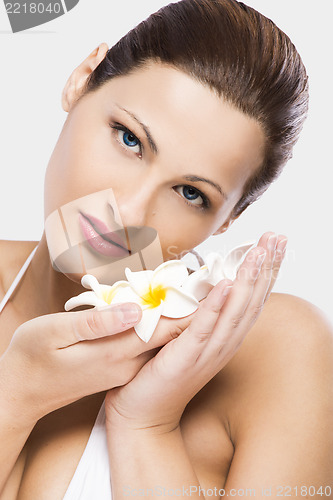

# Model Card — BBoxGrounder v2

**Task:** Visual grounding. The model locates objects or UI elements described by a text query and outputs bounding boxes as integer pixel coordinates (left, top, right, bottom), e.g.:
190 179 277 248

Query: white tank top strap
0 246 38 314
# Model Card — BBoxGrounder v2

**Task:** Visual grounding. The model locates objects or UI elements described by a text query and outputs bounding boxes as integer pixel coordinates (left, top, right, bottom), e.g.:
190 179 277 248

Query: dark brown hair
82 0 309 218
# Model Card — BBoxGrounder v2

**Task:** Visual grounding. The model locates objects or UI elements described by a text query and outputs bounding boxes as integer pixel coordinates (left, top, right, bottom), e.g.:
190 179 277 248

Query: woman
0 0 332 498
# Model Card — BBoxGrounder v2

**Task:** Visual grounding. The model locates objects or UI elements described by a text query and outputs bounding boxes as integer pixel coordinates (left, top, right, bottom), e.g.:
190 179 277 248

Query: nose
115 181 156 229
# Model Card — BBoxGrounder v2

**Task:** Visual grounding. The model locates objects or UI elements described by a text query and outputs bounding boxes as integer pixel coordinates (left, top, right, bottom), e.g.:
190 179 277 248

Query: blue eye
117 129 141 154
174 185 209 210
110 123 142 156
183 186 201 203
122 131 139 148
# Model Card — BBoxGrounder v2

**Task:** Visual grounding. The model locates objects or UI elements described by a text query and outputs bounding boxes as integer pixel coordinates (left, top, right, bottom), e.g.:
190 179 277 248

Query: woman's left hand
105 232 287 432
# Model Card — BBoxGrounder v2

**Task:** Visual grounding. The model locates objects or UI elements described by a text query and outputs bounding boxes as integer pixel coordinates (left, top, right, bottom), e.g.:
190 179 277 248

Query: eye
110 123 143 157
174 185 210 210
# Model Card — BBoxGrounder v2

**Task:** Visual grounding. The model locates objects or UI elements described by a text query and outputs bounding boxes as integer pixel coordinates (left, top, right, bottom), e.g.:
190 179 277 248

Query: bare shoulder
221 291 333 373
257 291 332 334
212 293 333 486
249 291 333 348
215 291 333 435
0 239 38 296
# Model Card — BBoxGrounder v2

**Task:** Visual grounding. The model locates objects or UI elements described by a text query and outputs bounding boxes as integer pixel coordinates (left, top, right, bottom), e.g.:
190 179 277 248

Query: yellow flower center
141 284 167 309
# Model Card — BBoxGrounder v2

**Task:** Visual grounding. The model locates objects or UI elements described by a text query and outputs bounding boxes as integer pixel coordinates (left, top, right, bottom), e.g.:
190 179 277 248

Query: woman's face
44 61 265 281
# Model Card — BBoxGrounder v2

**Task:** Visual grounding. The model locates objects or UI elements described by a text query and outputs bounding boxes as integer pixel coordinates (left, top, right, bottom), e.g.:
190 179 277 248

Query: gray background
0 0 332 322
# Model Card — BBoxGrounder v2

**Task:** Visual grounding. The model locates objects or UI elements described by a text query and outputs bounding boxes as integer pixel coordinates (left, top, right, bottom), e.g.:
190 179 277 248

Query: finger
198 246 266 360
265 235 288 300
241 232 278 325
52 302 143 348
250 232 288 303
247 231 276 286
142 312 196 348
102 311 198 360
170 279 234 363
213 246 266 331
53 303 197 373
63 304 197 362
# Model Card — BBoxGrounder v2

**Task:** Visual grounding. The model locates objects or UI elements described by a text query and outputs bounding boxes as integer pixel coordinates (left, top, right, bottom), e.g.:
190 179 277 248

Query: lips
78 211 130 258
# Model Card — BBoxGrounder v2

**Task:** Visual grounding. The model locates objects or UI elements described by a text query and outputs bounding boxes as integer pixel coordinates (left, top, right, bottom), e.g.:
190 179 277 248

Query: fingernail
117 304 141 325
276 237 288 255
267 234 278 252
222 285 233 297
256 251 266 268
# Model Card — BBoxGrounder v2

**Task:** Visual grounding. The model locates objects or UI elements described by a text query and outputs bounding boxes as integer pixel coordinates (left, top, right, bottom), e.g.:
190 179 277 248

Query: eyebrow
114 103 158 155
114 103 228 200
182 175 228 200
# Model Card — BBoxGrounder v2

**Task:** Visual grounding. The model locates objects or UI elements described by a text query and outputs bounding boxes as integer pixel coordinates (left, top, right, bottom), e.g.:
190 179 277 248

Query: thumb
18 302 143 350
66 302 142 346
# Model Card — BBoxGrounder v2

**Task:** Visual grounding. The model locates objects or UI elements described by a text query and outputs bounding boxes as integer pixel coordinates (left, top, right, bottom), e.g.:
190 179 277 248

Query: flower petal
110 285 143 307
223 242 256 280
162 286 199 318
124 268 154 296
81 274 103 297
110 280 132 289
134 302 164 343
99 281 129 305
151 260 189 289
181 266 213 301
64 291 106 311
204 253 227 285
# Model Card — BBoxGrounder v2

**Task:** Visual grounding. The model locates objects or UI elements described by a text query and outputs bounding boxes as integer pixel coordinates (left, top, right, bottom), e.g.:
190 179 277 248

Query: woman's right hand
0 302 195 427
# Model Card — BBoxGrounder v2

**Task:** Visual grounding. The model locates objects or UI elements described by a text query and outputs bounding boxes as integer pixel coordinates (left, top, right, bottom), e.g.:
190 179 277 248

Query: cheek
155 209 219 260
156 197 233 260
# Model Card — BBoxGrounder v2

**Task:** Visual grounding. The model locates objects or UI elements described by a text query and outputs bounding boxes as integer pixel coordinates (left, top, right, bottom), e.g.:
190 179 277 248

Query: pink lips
78 212 130 257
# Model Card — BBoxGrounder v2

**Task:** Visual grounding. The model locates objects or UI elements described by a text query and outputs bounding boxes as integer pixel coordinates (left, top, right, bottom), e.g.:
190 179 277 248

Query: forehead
87 62 266 204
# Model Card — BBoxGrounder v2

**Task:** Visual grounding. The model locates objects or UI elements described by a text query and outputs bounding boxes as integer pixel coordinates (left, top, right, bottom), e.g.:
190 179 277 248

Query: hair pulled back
82 0 309 217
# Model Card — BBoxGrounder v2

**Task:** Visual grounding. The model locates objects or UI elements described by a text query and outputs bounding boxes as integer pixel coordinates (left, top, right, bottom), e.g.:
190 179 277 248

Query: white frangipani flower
64 241 256 343
65 260 199 343
181 242 256 301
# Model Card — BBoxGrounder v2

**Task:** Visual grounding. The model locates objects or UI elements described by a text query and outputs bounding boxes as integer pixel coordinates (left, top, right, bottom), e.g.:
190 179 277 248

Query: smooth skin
0 43 332 499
